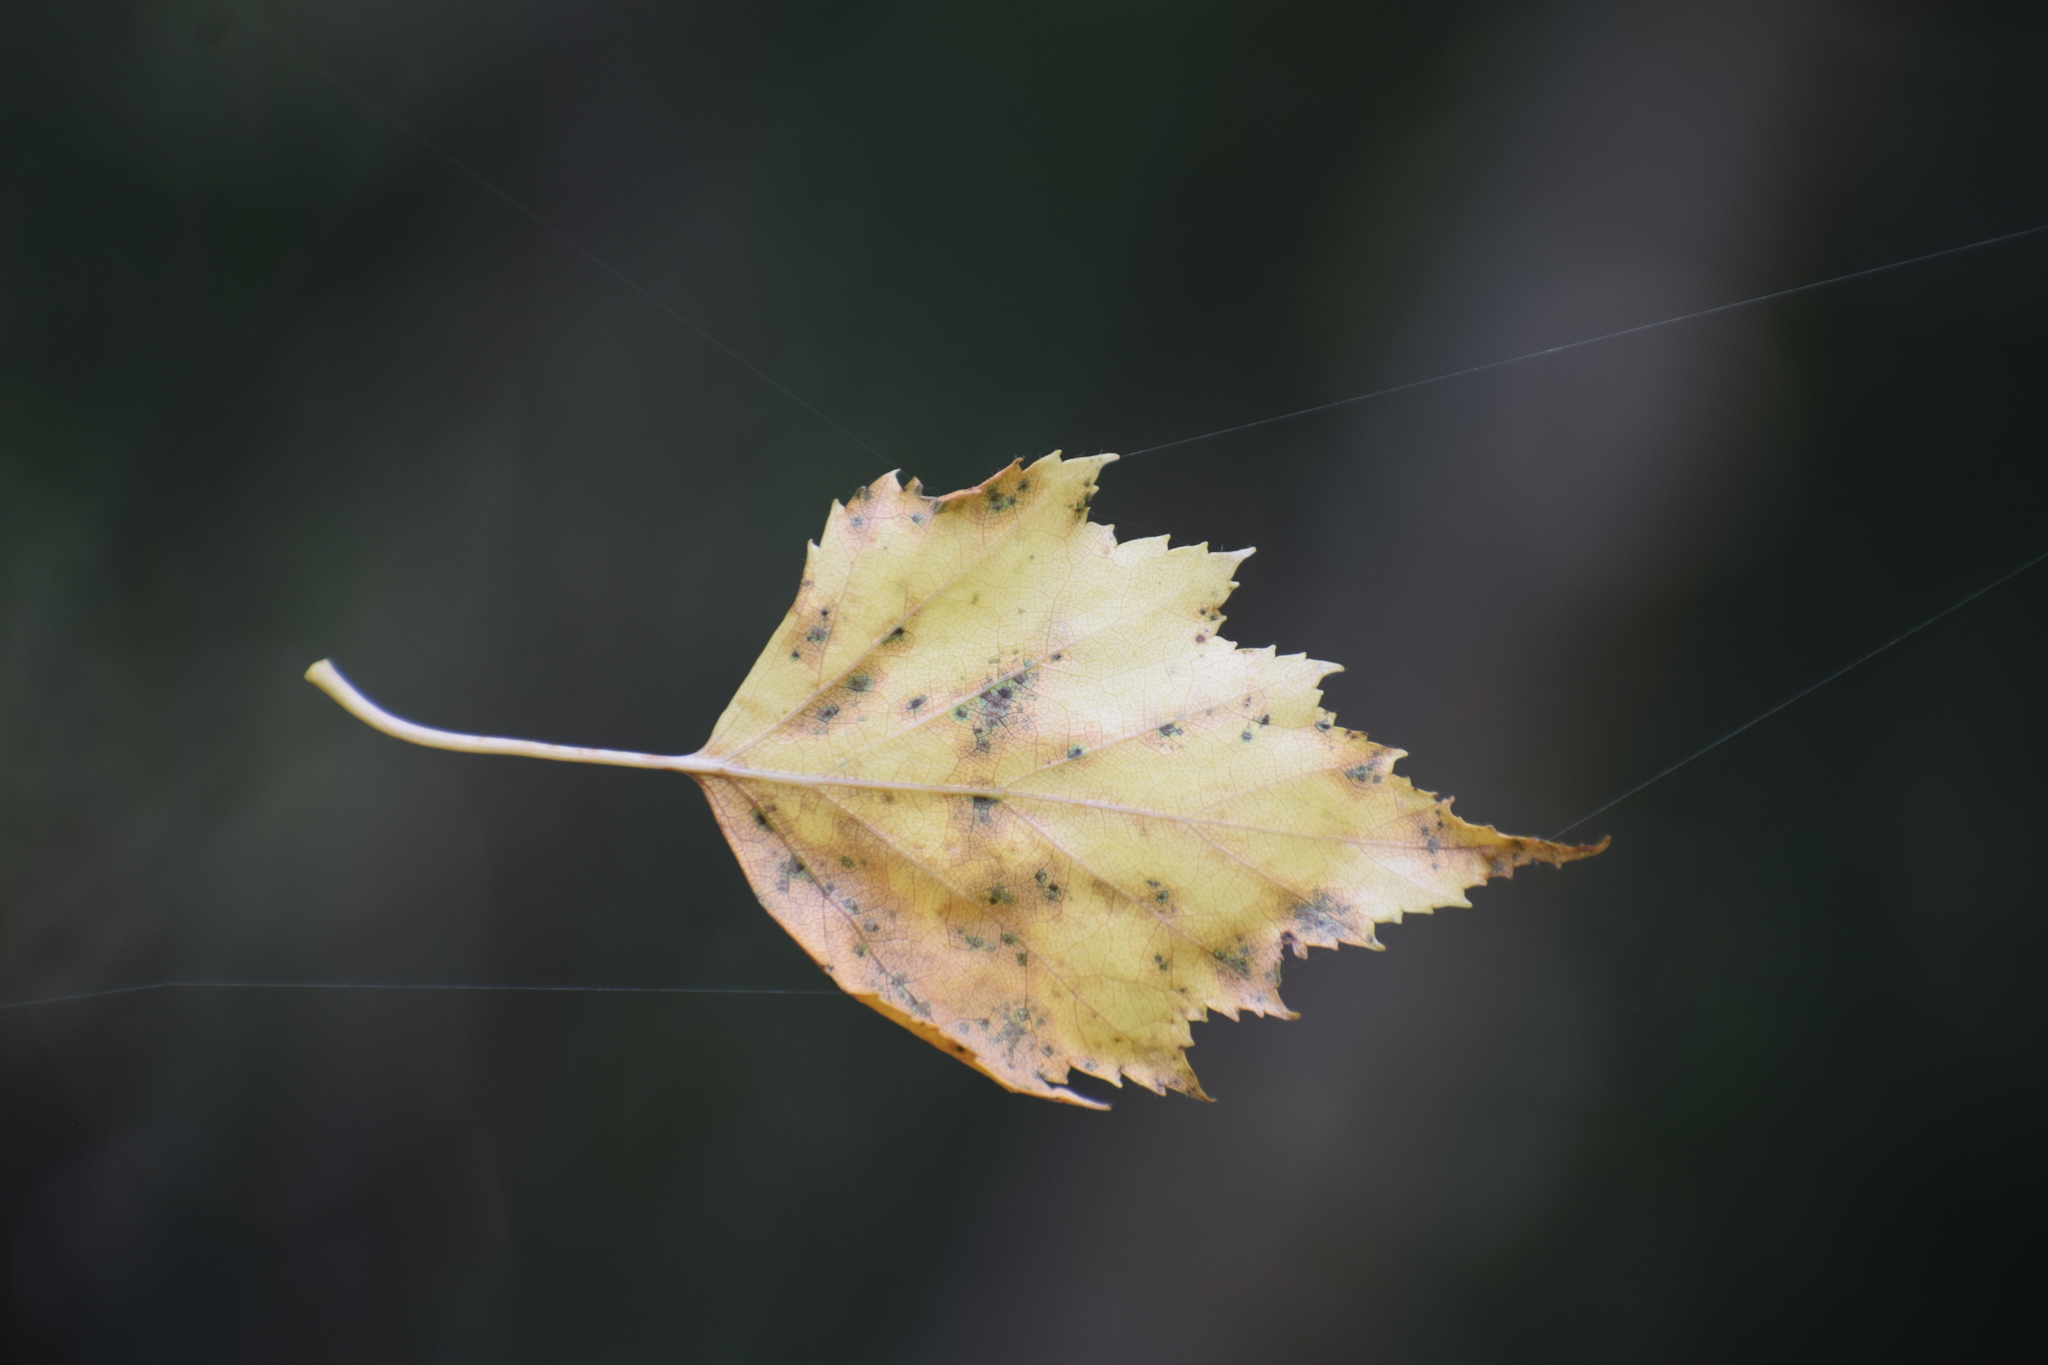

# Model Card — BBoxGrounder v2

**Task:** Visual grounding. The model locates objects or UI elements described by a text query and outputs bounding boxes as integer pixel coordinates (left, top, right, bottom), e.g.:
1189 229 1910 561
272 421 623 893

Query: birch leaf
308 452 1603 1108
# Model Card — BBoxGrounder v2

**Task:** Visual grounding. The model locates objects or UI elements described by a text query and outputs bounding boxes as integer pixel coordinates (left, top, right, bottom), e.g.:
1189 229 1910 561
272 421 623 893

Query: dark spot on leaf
1158 722 1184 738
1154 954 1169 971
1195 633 1207 643
1292 891 1349 936
1067 745 1084 759
885 627 906 643
971 795 1000 823
1001 932 1017 945
907 695 925 710
1212 945 1252 977
1240 730 1254 742
805 626 828 643
818 704 840 722
846 673 872 692
964 934 986 950
1016 951 1028 965
751 809 771 830
1315 719 1332 731
849 515 864 528
789 651 800 660
1344 764 1373 783
1259 714 1270 725
952 705 969 720
839 856 856 869
910 513 924 524
1049 652 1062 662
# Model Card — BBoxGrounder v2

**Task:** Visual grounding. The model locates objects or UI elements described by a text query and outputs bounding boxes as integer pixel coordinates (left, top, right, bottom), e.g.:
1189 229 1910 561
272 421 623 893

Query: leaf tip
1556 833 1612 862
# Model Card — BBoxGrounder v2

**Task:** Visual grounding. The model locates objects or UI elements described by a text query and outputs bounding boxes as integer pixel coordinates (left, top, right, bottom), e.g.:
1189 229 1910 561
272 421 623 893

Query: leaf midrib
691 759 1440 852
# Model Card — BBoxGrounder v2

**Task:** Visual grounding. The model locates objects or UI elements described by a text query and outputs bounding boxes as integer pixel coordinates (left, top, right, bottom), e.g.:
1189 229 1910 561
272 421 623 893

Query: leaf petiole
304 660 720 775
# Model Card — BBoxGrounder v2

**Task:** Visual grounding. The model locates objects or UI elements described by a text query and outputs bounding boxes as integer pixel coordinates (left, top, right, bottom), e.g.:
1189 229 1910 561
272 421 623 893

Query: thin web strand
228 5 881 462
16 552 2041 1011
50 23 2047 1011
227 6 2041 474
1126 221 2048 458
1551 544 2048 838
0 980 840 1012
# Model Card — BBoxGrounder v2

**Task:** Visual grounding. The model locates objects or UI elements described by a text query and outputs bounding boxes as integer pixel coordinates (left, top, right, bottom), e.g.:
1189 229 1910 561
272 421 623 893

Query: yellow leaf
307 452 1603 1108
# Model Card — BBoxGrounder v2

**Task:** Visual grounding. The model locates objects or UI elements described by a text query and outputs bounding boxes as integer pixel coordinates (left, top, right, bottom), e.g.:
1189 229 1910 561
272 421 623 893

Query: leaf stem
305 660 717 774
304 661 1599 859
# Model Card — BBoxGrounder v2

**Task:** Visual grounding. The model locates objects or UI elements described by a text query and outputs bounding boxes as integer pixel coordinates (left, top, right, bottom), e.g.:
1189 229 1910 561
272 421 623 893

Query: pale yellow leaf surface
691 452 1604 1107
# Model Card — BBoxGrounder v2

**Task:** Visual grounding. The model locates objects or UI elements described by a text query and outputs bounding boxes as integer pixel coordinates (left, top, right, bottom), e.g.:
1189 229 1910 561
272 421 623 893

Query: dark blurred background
4 1 2045 1360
